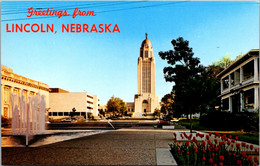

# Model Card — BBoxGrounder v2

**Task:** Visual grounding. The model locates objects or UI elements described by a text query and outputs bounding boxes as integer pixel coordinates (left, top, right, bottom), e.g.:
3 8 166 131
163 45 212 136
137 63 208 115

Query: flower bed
170 132 259 166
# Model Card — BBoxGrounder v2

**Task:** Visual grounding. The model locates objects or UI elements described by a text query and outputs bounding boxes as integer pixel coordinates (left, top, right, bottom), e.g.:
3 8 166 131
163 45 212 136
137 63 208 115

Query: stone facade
132 34 159 117
1 65 49 119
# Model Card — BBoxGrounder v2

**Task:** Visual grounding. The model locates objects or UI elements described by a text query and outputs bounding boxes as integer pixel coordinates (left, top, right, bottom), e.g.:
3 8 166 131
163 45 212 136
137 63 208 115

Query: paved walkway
2 128 186 165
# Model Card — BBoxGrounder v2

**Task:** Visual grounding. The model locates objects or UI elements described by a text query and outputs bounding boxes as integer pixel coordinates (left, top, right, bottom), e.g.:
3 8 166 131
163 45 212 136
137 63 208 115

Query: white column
9 86 14 119
254 58 259 81
1 84 4 117
229 97 232 112
240 93 243 112
240 67 243 83
228 75 231 89
254 87 259 110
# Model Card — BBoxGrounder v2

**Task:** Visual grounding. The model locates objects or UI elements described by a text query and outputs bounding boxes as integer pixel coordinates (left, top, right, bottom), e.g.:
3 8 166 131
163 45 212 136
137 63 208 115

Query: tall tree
106 96 127 116
160 93 175 120
159 37 204 132
212 54 233 69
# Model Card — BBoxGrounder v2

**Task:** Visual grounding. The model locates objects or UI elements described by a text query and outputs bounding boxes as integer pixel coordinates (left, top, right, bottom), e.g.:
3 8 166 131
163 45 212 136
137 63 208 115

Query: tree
106 96 127 116
70 107 76 118
160 93 175 120
212 54 233 69
159 37 205 132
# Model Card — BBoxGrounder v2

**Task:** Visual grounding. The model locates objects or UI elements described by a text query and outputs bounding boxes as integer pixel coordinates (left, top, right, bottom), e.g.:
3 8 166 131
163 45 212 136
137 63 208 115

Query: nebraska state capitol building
128 34 159 117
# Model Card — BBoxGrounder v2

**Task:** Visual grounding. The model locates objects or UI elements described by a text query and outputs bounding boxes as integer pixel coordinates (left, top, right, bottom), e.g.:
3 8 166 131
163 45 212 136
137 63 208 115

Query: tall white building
132 34 159 117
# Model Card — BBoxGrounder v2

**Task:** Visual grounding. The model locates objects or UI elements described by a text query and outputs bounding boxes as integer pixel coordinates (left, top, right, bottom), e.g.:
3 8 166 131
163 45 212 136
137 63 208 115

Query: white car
61 118 72 122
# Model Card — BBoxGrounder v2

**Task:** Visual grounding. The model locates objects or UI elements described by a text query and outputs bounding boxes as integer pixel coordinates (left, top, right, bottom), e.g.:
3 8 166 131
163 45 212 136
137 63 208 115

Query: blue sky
1 1 259 104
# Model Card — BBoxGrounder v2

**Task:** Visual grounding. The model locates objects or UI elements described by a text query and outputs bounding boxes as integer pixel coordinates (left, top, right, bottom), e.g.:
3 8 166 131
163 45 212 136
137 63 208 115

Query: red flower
237 160 242 165
208 140 211 144
202 148 206 153
208 158 213 164
250 145 254 150
215 147 219 152
228 152 231 156
206 135 210 140
195 149 198 153
202 140 206 146
233 153 236 157
231 139 235 143
241 152 247 158
219 162 223 166
254 156 258 162
236 143 240 148
227 141 231 145
212 153 215 157
228 135 232 139
209 132 212 136
248 156 252 162
213 164 217 166
214 139 218 144
242 142 246 147
186 141 189 146
219 156 224 161
202 157 206 161
187 152 189 155
178 148 180 151
235 136 239 140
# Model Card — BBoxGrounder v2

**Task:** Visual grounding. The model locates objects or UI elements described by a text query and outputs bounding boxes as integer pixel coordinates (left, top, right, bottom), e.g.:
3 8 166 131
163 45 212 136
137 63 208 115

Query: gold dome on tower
141 33 152 48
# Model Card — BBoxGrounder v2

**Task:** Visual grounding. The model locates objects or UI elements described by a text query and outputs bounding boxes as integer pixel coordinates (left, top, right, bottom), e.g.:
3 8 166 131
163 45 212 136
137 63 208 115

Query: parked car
61 118 72 122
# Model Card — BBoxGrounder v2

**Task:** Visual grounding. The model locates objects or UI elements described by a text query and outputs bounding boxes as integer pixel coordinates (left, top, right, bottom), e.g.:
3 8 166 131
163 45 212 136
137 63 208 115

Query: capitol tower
133 34 159 117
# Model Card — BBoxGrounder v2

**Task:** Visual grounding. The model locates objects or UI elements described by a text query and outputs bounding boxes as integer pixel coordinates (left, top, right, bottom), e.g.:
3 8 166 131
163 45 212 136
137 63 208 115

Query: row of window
49 112 86 116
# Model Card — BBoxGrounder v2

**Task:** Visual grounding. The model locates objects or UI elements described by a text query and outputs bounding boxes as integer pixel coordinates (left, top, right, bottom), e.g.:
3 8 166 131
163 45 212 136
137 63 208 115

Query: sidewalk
2 128 186 165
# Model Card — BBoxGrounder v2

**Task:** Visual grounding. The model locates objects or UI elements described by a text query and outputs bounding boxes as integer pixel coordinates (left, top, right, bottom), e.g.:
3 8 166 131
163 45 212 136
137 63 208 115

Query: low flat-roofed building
49 89 100 119
217 49 259 112
1 65 50 119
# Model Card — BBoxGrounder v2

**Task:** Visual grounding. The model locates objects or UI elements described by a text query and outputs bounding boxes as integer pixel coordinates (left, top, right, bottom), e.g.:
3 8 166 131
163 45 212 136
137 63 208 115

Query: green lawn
177 119 259 145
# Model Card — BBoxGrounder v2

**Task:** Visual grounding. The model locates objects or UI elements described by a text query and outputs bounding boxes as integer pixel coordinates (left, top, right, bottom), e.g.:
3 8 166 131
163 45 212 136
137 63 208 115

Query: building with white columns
217 49 259 112
1 65 50 119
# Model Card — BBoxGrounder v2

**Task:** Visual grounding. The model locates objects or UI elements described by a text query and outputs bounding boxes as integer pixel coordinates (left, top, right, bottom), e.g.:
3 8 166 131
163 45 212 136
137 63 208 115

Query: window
222 98 229 110
143 100 148 104
234 69 240 85
53 112 57 116
145 51 148 58
244 89 254 109
49 112 52 116
58 112 63 116
230 73 234 86
243 60 254 81
81 112 86 116
222 76 229 90
64 112 69 116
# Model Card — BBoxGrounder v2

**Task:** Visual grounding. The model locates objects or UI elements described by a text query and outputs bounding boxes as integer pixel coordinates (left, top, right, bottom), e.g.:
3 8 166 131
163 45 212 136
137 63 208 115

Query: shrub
200 111 259 132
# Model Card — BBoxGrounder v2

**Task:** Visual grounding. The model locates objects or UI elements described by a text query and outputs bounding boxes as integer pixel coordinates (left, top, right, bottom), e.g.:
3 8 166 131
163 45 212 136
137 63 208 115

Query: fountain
10 91 46 146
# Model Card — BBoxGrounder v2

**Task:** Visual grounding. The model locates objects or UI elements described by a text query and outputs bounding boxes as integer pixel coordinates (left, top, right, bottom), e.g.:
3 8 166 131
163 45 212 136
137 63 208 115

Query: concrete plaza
2 128 183 165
